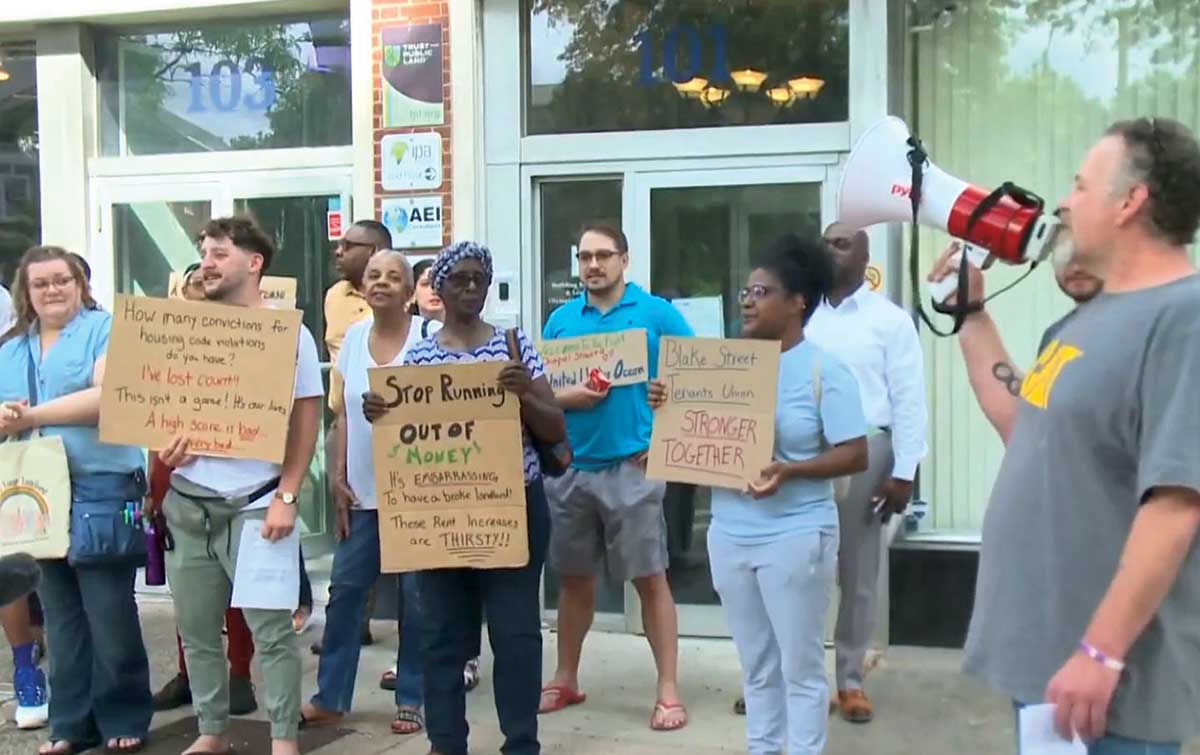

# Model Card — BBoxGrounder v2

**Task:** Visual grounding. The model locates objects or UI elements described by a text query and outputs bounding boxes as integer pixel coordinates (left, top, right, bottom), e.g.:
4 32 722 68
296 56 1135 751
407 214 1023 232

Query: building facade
2 0 1194 643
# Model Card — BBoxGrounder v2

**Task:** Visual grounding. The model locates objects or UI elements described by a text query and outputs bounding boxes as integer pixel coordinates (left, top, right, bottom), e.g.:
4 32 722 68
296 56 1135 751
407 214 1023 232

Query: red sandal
537 684 586 714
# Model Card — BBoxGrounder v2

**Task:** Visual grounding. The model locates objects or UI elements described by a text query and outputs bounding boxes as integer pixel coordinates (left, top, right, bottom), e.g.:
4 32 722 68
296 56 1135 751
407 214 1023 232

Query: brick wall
372 0 453 248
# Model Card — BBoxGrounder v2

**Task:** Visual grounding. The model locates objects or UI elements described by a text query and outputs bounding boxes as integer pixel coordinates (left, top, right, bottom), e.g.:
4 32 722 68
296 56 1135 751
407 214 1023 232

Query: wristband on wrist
1078 641 1125 672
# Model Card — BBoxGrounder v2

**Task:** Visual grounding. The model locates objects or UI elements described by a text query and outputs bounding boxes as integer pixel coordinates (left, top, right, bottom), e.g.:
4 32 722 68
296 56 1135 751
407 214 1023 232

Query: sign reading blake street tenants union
368 362 528 571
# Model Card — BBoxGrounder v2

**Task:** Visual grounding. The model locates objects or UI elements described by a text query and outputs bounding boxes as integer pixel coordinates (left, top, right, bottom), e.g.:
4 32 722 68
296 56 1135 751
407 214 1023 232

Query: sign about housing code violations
646 337 779 490
539 328 649 391
368 362 528 572
99 295 302 463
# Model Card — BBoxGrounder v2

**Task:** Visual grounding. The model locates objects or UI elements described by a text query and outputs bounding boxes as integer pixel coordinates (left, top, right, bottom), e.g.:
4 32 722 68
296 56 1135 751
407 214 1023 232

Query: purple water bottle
144 516 166 586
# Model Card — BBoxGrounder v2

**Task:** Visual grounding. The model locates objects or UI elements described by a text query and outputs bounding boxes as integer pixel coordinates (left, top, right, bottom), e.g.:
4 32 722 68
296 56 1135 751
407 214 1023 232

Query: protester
928 236 1102 444
0 246 152 754
301 250 438 736
149 262 259 717
650 233 867 755
318 219 393 647
363 240 566 755
158 217 322 755
539 221 693 730
959 117 1200 752
801 222 928 723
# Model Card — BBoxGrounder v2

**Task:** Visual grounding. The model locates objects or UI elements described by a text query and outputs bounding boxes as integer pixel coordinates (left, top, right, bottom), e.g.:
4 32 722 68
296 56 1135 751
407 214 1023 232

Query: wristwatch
275 491 298 506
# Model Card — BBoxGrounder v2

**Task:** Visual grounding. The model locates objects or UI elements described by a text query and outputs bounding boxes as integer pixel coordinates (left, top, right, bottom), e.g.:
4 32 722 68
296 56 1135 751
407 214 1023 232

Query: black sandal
390 707 424 735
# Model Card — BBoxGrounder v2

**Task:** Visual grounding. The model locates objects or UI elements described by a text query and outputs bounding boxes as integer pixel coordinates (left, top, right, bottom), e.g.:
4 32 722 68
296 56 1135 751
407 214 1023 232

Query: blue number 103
635 24 730 85
185 60 277 114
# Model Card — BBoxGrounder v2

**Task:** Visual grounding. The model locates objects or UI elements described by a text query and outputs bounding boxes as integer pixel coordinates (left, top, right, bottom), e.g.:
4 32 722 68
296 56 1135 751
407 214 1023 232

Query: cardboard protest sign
647 337 779 489
99 295 303 463
369 362 528 572
167 273 297 309
539 329 649 391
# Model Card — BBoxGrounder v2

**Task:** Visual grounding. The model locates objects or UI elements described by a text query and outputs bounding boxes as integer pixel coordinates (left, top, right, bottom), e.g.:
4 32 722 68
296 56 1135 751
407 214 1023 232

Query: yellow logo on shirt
1020 339 1082 409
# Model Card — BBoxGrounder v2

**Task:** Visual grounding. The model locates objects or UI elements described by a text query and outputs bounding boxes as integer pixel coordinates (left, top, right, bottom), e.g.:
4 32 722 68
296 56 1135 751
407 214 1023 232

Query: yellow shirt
324 280 371 414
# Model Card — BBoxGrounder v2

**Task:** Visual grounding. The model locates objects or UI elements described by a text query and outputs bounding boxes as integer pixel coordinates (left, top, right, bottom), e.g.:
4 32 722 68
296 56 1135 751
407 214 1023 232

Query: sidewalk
0 598 1195 754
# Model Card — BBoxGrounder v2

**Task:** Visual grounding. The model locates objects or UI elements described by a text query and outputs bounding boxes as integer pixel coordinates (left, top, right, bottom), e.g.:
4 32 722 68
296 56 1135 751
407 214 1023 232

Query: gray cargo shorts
545 459 668 581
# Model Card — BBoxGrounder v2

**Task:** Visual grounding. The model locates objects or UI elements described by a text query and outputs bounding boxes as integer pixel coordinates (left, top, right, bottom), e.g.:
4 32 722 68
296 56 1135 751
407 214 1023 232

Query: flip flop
537 684 586 714
650 701 688 731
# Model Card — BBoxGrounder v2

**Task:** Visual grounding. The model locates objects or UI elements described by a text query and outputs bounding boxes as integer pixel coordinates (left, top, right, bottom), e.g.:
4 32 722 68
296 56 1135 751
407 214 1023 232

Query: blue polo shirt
543 283 693 470
0 307 144 477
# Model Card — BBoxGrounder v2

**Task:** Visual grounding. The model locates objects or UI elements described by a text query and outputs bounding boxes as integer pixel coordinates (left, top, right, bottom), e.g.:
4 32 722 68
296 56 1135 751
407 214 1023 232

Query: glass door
629 166 830 637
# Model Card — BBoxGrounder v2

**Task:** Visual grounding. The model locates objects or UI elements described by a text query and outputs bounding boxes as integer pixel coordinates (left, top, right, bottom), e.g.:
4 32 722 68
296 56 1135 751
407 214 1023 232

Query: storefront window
0 41 38 287
526 0 849 135
907 0 1200 532
97 16 352 156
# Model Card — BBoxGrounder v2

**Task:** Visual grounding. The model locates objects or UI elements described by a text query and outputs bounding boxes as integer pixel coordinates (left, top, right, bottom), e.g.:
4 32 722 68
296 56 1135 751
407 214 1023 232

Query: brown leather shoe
837 689 873 723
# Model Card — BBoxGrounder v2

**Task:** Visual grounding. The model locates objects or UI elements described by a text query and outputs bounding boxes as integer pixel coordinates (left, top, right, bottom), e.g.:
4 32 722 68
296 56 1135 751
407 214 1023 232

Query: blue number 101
635 24 730 85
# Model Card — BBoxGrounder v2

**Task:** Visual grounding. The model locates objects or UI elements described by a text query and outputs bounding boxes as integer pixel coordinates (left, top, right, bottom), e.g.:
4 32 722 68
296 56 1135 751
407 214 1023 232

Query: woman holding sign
0 247 152 754
649 233 868 755
363 241 565 755
301 250 440 736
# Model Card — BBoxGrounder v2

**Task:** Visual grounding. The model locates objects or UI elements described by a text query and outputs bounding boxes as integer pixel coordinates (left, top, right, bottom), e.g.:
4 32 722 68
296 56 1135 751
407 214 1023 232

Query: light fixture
788 76 826 99
700 86 730 108
766 86 795 108
0 58 9 83
672 76 709 99
730 68 767 92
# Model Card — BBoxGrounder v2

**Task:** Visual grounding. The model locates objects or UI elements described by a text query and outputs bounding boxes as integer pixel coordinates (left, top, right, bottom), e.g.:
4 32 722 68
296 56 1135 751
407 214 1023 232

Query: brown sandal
391 707 424 735
837 689 874 723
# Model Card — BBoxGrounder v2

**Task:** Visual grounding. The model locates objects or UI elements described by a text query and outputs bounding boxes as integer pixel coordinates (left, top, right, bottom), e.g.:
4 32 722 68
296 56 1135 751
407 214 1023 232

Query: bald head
823 222 870 288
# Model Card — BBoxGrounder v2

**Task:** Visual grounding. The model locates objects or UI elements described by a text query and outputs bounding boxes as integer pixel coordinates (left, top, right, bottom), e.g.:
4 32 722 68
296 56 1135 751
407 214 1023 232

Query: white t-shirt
175 323 325 508
0 285 12 333
338 315 440 509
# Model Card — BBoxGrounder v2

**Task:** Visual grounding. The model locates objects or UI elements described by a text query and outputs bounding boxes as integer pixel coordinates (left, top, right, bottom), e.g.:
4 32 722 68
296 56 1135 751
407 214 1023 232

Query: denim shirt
0 307 144 477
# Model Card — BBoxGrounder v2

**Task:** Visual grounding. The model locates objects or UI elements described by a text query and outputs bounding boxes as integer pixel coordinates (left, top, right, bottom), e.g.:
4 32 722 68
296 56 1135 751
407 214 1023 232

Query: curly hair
752 233 834 325
1106 117 1200 247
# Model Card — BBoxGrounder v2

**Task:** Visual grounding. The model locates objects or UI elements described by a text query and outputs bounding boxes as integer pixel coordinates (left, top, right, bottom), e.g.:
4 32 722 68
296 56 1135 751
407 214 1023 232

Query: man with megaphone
917 118 1200 753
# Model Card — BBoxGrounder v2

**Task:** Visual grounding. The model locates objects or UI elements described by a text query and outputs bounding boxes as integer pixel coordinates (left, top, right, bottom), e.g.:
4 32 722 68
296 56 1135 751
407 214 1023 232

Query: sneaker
13 663 48 730
152 673 193 711
229 675 258 716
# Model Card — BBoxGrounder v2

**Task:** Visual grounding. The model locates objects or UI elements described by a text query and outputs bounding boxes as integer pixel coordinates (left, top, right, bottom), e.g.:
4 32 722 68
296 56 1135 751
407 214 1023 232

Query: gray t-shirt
963 274 1200 742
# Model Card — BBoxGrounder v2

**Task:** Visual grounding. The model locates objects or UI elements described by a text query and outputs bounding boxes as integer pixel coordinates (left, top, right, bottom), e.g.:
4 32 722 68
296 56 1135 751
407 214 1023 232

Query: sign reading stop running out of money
647 337 779 490
368 362 528 572
99 295 302 463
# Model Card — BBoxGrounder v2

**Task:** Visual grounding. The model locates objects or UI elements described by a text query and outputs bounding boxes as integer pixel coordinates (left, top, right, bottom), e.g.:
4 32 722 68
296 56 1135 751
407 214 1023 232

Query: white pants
709 527 838 755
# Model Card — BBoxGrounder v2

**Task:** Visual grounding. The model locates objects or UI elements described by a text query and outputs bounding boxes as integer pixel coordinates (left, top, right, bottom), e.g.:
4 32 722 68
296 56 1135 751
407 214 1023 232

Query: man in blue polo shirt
539 221 693 731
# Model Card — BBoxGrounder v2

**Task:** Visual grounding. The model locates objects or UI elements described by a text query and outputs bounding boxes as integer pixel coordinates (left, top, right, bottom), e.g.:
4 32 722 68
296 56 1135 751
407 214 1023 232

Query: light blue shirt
542 283 693 469
711 340 866 544
0 308 144 477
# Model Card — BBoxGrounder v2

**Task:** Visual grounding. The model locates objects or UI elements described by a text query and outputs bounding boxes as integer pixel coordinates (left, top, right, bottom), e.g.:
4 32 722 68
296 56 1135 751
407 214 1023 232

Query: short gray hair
369 249 415 289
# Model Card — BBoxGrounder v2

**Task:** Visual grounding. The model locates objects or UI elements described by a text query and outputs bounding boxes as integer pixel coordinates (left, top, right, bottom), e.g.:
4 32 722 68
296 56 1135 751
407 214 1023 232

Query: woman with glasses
362 240 566 755
650 233 868 755
0 246 152 754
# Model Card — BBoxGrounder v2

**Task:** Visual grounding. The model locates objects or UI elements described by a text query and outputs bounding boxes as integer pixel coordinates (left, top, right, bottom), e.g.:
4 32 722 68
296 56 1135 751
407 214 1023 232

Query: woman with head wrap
363 241 565 755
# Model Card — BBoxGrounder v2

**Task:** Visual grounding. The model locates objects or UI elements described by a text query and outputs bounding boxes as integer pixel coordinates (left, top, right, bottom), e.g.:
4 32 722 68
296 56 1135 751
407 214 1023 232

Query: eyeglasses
446 271 489 289
575 250 621 265
336 239 375 252
738 284 778 303
823 236 854 251
29 276 76 292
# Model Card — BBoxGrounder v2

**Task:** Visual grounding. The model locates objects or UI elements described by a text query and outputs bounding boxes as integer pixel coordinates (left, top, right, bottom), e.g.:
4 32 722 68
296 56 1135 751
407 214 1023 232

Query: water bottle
144 516 166 586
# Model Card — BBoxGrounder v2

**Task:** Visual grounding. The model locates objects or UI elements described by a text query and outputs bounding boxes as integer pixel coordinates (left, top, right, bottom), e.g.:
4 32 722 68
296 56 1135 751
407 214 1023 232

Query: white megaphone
838 117 1062 304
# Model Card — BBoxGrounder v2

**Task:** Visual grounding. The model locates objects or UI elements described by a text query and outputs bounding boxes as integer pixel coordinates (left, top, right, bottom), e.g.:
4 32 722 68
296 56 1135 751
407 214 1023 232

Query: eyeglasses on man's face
575 250 622 265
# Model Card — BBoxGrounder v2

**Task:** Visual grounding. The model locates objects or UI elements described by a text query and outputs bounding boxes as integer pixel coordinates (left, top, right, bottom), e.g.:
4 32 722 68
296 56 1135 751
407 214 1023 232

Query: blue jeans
419 478 550 755
312 509 423 710
1014 703 1181 754
39 560 152 746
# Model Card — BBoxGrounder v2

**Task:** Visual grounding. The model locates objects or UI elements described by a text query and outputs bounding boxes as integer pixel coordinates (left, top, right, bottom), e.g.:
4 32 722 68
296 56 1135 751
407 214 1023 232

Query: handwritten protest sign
539 329 649 391
99 295 303 463
647 337 779 489
167 273 297 309
369 362 528 571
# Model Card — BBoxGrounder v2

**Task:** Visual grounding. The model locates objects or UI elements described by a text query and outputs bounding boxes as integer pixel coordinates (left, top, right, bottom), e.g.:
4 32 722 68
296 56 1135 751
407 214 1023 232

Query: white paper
1018 704 1086 755
672 296 725 338
230 522 300 611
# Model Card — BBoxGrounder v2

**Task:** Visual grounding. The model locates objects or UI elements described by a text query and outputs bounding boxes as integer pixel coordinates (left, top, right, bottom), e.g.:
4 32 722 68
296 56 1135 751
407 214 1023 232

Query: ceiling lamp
700 86 730 108
788 76 825 99
730 68 767 92
672 76 709 98
766 86 795 108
